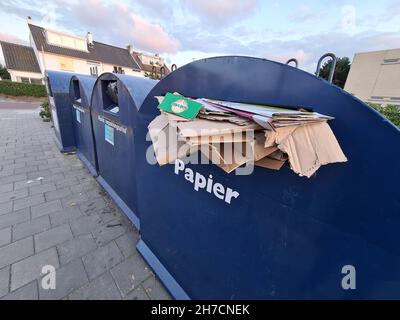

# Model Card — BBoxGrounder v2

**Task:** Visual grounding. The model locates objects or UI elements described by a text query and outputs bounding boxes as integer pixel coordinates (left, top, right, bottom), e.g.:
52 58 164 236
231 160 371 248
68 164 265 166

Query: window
46 30 88 52
30 78 43 85
383 58 400 65
88 61 100 77
17 77 42 84
90 66 98 76
59 57 74 71
113 66 125 74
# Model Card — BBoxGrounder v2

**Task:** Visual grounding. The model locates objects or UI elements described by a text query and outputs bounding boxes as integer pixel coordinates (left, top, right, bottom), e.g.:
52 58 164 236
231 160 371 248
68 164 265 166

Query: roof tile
29 24 140 70
0 41 41 73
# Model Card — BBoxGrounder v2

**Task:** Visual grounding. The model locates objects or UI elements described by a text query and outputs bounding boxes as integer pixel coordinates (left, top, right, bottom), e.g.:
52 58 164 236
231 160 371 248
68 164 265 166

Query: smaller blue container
69 75 98 176
91 73 157 229
45 70 76 153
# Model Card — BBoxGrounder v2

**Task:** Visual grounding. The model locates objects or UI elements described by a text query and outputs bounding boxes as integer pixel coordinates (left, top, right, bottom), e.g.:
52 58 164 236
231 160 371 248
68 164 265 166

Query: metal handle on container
286 58 298 68
171 64 177 72
315 53 337 84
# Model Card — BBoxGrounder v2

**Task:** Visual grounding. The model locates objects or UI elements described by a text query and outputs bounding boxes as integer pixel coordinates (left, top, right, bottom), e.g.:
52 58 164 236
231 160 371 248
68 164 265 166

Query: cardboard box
177 118 262 138
265 122 347 177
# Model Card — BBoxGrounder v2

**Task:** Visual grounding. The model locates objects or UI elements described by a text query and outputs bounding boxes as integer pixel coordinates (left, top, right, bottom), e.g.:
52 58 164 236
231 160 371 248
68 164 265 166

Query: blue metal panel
91 73 157 229
69 75 98 176
45 70 76 153
135 56 400 299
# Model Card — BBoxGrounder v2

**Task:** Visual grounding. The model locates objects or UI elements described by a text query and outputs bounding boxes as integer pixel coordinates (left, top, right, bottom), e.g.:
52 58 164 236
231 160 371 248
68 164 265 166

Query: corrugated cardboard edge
255 157 286 170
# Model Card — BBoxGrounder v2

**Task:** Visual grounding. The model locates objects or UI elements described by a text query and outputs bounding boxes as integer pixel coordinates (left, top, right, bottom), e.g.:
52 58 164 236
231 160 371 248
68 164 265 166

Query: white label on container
76 109 81 123
104 124 114 145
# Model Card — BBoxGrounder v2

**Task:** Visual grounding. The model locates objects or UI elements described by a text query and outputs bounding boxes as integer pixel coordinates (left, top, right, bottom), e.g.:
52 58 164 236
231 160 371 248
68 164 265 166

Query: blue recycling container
91 73 157 229
45 70 76 153
135 56 400 299
69 75 98 176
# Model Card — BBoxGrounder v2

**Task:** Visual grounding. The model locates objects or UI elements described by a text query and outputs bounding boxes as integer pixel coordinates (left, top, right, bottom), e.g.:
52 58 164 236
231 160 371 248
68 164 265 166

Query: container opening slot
101 80 120 116
72 80 81 103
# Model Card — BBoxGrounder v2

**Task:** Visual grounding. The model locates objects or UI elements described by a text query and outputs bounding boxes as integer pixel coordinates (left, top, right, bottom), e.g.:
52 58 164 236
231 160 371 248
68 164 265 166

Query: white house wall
8 69 43 83
345 49 400 105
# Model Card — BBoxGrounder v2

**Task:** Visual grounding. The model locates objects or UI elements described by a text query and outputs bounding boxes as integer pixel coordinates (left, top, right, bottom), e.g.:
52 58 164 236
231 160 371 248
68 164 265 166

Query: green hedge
0 80 47 97
368 103 400 128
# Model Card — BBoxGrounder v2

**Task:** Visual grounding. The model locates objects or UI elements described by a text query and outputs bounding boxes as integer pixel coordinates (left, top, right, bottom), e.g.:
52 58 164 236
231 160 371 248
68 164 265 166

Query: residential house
344 48 400 106
0 41 42 83
131 51 171 78
27 18 143 77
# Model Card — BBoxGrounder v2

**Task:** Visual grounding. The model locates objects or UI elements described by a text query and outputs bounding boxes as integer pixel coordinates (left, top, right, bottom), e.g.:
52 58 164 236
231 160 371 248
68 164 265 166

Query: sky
0 0 399 72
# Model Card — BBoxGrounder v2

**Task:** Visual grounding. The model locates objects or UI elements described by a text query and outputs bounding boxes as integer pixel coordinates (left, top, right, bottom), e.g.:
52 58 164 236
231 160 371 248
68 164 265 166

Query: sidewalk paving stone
0 226 12 247
57 234 97 266
13 216 51 241
0 236 34 269
69 271 121 300
39 259 89 300
1 281 38 300
10 247 59 291
34 223 73 252
0 108 169 300
82 241 124 281
110 255 153 297
0 266 10 298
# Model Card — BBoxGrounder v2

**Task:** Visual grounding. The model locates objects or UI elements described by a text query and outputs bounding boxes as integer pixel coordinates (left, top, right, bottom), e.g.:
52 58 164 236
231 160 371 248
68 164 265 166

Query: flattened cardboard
268 150 288 161
277 122 347 177
161 110 191 122
177 118 262 137
148 114 197 165
253 132 278 161
198 114 249 126
255 157 286 170
264 126 297 147
210 143 253 174
184 132 254 146
201 136 278 173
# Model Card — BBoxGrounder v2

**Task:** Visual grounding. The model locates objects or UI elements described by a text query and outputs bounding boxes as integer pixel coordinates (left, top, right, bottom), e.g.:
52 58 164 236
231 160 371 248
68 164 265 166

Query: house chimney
27 16 32 24
126 44 133 55
87 32 94 47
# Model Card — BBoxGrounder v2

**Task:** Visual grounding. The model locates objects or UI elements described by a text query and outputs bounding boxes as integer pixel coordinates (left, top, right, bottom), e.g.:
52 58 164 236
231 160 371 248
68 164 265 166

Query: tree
0 64 11 80
319 57 350 89
144 71 161 80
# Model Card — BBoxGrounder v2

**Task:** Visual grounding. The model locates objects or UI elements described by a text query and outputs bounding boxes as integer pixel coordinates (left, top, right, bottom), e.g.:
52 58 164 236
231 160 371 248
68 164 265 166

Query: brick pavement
0 107 170 300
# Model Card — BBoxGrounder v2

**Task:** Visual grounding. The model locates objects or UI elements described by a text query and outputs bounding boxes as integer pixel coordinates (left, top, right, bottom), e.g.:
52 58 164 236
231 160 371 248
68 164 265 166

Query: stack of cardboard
148 93 347 177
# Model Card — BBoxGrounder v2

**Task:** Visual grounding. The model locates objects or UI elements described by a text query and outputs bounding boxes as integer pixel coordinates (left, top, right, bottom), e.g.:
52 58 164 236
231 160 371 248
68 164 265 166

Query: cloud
263 49 310 66
288 5 321 23
0 33 28 45
1 0 180 54
1 0 400 73
185 0 259 26
64 0 179 54
253 30 400 72
135 0 174 20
